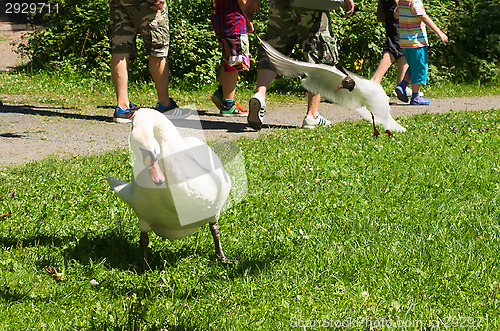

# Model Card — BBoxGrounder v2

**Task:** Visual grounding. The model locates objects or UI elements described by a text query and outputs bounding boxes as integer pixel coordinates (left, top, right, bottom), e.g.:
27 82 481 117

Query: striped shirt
398 0 428 48
211 0 247 37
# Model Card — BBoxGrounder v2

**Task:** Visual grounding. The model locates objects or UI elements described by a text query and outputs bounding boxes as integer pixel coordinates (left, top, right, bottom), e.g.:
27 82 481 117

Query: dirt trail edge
1 95 499 168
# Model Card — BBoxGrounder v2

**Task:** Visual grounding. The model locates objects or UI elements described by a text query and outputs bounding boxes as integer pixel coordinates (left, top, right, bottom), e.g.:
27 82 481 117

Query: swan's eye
144 154 154 167
140 147 157 167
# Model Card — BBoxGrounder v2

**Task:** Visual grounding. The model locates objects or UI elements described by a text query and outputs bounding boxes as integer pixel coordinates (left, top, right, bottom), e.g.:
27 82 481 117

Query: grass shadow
71 232 231 272
69 234 143 270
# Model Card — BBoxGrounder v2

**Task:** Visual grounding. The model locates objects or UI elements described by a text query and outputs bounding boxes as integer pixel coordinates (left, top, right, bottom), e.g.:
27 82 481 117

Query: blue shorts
404 46 428 85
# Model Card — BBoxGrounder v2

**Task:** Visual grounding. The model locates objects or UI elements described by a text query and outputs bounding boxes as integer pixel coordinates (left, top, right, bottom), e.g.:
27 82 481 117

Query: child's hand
439 32 448 43
343 0 354 17
149 0 165 11
247 21 255 33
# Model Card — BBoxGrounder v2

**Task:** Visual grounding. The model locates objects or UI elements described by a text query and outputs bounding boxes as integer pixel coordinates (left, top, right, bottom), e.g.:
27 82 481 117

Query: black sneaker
113 103 138 123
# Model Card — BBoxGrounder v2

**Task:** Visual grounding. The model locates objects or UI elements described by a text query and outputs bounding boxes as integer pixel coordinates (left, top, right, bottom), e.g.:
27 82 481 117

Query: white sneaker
405 87 423 97
302 114 332 129
248 93 266 130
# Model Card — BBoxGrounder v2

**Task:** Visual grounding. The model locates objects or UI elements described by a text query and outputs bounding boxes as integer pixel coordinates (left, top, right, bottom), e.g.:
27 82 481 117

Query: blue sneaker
394 85 409 103
410 96 431 105
113 103 138 123
156 98 192 119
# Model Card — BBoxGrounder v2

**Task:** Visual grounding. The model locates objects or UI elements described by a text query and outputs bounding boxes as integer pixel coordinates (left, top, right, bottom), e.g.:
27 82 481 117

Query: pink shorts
217 34 250 72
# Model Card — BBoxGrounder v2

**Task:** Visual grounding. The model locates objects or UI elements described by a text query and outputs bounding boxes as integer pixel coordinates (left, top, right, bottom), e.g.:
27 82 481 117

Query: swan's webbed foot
385 129 393 137
140 231 150 270
209 221 233 263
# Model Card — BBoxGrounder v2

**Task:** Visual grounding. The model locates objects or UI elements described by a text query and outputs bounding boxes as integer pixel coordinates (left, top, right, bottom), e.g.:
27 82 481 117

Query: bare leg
140 231 150 270
254 68 277 99
411 83 421 95
396 56 409 85
371 52 395 84
111 53 131 110
306 92 322 118
149 56 172 107
209 221 228 261
220 67 239 100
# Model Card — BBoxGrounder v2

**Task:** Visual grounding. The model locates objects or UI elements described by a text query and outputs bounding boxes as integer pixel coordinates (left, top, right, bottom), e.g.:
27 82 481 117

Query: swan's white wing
159 137 231 226
260 39 363 109
182 137 231 198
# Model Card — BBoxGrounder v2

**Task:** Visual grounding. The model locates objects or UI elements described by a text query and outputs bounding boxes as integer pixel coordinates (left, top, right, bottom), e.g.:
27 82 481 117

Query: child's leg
409 47 431 105
411 83 421 95
371 52 394 83
214 34 250 114
396 56 409 85
220 67 238 102
399 68 411 88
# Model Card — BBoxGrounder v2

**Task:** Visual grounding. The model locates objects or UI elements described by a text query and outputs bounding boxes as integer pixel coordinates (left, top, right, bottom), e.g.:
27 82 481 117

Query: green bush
331 0 384 75
168 0 220 88
18 0 111 76
442 0 500 82
17 0 499 89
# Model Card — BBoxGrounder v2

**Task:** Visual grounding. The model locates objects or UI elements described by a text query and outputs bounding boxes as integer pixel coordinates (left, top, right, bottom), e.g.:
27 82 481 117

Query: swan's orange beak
334 84 344 92
142 150 165 186
148 160 165 186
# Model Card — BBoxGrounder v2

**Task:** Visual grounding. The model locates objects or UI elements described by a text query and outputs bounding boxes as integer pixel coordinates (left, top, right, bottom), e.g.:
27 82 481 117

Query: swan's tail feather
106 176 132 203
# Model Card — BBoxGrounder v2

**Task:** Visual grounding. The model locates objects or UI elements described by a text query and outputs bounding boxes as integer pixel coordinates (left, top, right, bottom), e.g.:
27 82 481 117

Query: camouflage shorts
258 1 338 70
109 0 169 57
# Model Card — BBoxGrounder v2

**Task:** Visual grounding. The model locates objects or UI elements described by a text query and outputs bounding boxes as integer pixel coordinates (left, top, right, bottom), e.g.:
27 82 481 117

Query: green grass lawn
1 106 500 329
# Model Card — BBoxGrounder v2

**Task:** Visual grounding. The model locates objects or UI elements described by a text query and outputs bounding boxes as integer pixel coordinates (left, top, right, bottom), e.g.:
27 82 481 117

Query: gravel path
1 95 499 168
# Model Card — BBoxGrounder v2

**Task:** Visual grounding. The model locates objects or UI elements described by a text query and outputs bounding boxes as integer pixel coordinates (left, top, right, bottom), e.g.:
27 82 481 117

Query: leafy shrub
18 0 111 76
331 0 385 75
441 0 500 82
168 0 220 88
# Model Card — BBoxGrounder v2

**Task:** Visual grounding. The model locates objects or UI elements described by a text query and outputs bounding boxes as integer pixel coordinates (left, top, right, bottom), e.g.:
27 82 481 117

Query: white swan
107 108 231 268
259 38 406 136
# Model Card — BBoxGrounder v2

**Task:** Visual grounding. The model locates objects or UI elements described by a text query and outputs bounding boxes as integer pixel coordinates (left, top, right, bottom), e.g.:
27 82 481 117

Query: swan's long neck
134 110 186 157
151 120 185 157
130 110 186 180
